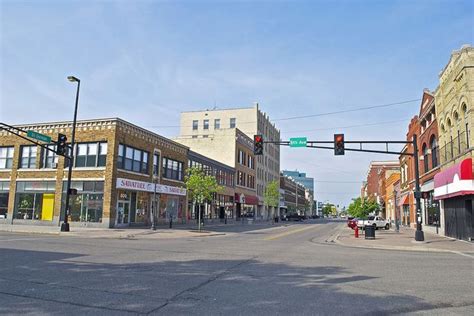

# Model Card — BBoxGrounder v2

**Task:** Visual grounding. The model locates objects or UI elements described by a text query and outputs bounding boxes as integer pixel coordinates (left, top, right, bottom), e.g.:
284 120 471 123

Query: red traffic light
254 135 263 155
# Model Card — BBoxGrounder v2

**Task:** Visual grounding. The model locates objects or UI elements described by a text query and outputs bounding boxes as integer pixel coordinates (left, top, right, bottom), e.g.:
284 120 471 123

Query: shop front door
117 201 130 226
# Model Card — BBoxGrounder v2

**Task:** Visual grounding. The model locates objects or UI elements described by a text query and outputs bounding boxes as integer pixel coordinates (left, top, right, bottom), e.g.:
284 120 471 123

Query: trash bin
365 225 376 239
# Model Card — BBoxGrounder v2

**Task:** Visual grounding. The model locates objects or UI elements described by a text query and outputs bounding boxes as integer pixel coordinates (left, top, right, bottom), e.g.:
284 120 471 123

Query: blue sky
1 0 473 207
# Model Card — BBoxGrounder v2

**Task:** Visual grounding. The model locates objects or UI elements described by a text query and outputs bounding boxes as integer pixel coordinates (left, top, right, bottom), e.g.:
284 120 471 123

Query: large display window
63 181 104 223
0 181 9 219
14 181 56 220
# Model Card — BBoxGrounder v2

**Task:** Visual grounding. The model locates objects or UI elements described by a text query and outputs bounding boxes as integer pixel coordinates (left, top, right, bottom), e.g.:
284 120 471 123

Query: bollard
355 226 359 238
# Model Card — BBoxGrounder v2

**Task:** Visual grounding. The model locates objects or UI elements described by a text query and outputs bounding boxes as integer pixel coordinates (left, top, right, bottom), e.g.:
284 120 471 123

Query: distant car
347 218 358 229
357 216 390 230
280 214 288 221
287 214 303 221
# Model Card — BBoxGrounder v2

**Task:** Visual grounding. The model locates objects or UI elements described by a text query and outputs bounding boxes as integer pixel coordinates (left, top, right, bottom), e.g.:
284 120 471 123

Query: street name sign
27 130 51 143
290 137 307 147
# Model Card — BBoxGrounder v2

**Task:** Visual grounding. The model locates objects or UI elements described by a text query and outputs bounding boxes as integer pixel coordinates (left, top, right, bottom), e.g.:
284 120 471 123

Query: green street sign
27 130 51 143
290 137 307 147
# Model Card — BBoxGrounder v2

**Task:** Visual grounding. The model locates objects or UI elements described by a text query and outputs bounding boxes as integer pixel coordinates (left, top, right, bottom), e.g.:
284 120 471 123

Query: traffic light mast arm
0 122 71 158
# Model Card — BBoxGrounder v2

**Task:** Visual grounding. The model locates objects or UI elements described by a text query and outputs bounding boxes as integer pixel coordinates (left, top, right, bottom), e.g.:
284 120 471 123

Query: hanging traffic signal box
254 135 264 155
334 134 345 155
56 133 68 156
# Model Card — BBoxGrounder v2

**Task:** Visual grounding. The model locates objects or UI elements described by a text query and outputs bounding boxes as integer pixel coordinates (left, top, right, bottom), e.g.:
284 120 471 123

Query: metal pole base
415 230 424 241
60 222 70 232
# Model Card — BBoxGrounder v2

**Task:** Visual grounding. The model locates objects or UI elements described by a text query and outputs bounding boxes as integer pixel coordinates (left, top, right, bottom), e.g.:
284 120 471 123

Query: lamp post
61 75 80 232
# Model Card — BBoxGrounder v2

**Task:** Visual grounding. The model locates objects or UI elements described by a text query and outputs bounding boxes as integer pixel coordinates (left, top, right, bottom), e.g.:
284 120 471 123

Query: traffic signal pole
257 135 424 241
61 77 80 232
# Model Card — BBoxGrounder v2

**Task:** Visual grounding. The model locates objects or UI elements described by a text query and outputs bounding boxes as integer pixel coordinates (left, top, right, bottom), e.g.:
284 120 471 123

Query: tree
322 203 333 217
347 197 380 218
184 167 223 231
263 180 279 219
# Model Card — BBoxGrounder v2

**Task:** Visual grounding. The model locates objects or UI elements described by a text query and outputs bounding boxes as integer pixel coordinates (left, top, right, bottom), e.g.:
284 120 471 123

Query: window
192 135 198 139
20 145 37 169
214 119 220 129
14 181 56 221
422 144 429 173
238 150 246 166
466 122 470 148
0 147 14 169
203 119 209 130
74 142 107 167
237 171 245 186
117 144 148 174
42 145 58 168
162 157 184 181
153 152 160 176
62 181 104 223
430 136 438 168
192 120 198 130
230 118 236 128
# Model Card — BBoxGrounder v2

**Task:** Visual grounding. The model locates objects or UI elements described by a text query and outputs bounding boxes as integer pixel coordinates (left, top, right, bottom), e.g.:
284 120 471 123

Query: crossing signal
254 135 263 155
56 133 67 155
334 134 345 155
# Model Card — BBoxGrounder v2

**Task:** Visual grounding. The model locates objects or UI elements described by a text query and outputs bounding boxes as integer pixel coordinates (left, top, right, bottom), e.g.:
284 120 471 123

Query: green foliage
263 180 280 208
184 167 223 204
322 204 333 216
347 197 380 218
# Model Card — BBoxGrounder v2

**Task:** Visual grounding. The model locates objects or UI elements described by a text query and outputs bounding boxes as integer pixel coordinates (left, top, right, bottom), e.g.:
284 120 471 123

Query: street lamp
61 75 80 232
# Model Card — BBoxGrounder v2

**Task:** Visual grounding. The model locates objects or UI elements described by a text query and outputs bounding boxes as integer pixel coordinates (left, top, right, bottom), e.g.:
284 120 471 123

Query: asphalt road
0 219 472 315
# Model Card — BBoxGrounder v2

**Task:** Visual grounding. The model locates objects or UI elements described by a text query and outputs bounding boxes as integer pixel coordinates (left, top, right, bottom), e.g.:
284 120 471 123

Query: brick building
0 118 189 228
399 116 421 228
362 161 400 217
417 89 441 234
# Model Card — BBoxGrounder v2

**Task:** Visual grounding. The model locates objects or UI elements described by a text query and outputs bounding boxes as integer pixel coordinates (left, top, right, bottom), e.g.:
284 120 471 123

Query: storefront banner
116 178 186 196
434 158 474 200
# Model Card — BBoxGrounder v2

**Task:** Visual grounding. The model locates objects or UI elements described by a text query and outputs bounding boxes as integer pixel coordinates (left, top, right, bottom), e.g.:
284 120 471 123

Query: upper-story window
117 144 148 174
20 145 37 169
192 120 198 131
162 157 184 181
230 118 236 128
214 119 220 129
75 142 107 168
41 145 58 168
422 144 429 173
0 146 14 169
203 119 209 130
153 152 160 177
238 150 246 166
430 136 439 168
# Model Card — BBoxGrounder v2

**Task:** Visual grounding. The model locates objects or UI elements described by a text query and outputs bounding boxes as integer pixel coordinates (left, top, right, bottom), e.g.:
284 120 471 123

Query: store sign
116 178 186 196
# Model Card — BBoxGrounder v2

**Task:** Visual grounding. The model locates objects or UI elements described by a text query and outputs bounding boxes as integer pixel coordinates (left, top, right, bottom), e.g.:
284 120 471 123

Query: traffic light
334 133 345 155
254 135 263 155
56 133 67 155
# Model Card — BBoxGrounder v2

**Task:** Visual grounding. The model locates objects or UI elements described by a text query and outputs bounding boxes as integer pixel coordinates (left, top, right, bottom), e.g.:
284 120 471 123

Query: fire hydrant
355 226 359 238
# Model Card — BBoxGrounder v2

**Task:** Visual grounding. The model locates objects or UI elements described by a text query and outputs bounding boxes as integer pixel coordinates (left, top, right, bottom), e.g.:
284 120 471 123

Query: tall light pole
61 75 80 232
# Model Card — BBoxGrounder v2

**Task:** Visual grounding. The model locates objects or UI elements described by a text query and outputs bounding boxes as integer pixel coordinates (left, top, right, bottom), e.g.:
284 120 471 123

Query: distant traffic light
56 133 67 155
334 134 345 155
254 135 263 155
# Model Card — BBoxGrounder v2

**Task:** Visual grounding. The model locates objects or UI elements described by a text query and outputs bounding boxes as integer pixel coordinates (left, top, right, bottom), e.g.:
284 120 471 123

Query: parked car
347 217 358 229
280 214 288 221
357 216 390 230
287 214 303 221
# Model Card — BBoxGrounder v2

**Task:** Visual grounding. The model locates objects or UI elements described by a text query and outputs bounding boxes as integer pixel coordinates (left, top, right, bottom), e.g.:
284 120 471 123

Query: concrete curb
333 234 474 255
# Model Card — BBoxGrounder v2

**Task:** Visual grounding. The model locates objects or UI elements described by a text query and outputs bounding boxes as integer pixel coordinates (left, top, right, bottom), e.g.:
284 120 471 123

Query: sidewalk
0 220 281 239
335 226 474 255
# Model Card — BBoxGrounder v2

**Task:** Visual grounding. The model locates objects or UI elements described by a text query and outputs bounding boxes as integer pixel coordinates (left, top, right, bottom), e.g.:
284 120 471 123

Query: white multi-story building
179 103 280 219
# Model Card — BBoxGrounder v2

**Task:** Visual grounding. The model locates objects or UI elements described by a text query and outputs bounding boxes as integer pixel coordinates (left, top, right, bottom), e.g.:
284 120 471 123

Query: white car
357 215 390 230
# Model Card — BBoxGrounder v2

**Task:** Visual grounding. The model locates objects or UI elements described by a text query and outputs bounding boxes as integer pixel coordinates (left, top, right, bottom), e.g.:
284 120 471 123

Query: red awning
234 193 258 205
434 158 474 200
398 194 409 206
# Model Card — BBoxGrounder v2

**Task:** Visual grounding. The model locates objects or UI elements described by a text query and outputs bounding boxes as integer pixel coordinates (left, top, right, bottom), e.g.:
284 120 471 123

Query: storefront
62 181 104 224
0 181 9 220
420 180 441 233
14 181 56 221
434 158 473 241
398 194 410 226
116 178 187 227
235 193 257 218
